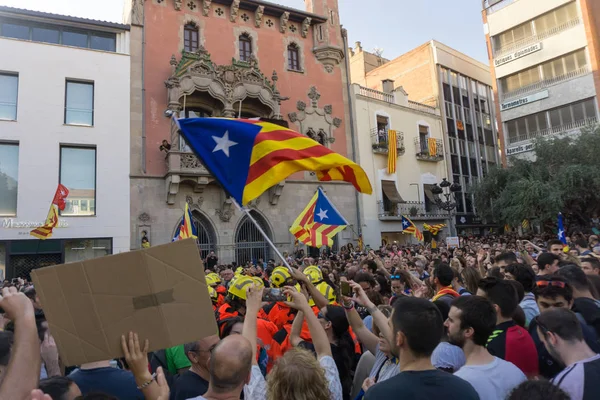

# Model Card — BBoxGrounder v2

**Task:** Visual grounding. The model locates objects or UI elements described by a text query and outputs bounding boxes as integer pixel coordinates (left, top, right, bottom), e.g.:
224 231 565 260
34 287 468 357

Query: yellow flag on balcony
387 130 397 174
428 138 437 157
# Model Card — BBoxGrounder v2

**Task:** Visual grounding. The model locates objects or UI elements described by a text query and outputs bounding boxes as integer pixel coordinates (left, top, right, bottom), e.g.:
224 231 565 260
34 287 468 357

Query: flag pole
232 199 294 273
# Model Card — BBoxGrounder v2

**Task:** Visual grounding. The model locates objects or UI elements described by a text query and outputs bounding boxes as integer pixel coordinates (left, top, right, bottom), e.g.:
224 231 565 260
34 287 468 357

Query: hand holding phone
262 288 287 302
341 281 352 297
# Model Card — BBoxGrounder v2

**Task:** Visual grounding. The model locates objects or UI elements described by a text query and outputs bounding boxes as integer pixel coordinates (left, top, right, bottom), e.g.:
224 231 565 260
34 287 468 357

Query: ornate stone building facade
124 0 358 263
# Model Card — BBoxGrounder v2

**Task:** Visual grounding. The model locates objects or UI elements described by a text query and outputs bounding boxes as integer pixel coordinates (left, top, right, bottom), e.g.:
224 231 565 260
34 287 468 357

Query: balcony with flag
414 137 444 161
370 128 405 155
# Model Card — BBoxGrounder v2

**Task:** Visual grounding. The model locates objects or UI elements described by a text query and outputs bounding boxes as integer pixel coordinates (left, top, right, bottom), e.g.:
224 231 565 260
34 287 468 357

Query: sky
0 0 489 64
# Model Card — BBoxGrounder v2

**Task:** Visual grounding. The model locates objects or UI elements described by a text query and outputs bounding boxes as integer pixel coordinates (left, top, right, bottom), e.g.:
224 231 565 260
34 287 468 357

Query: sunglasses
317 311 331 322
536 280 566 288
390 275 405 280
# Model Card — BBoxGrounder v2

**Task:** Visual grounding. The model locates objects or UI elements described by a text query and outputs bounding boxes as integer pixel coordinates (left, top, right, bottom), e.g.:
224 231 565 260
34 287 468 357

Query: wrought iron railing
377 200 448 220
371 128 405 154
414 138 444 160
502 65 591 101
508 117 598 145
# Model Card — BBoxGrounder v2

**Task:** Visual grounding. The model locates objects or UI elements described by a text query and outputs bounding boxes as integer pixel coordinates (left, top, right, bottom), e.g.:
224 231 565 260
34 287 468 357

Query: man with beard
364 297 479 400
445 296 526 400
537 308 600 400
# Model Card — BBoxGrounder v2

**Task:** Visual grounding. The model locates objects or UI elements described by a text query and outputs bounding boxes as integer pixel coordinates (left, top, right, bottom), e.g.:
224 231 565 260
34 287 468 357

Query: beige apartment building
350 40 501 236
482 0 600 160
351 83 448 245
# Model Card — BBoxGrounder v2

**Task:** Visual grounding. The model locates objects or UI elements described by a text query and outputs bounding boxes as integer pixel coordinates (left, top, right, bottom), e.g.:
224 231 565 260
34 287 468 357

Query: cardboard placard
446 236 460 249
31 239 217 366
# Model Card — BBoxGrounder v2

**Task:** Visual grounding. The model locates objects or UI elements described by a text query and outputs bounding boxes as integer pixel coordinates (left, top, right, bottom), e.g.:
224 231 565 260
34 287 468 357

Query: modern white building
483 0 600 160
351 83 449 246
0 7 130 279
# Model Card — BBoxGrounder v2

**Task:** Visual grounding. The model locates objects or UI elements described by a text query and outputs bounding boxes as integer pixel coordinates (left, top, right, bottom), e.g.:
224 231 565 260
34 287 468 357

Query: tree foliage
473 125 600 228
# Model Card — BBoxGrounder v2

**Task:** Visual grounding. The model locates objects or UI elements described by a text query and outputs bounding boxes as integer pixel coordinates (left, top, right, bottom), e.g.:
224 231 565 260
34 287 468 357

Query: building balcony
508 117 598 145
494 17 581 57
165 151 214 204
414 138 444 161
377 201 448 221
356 85 440 116
371 128 405 155
502 65 591 101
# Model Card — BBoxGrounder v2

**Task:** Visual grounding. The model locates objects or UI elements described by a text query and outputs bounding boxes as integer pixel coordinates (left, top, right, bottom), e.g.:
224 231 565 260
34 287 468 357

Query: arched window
174 210 217 259
239 33 252 62
184 23 199 52
288 43 301 71
235 210 271 264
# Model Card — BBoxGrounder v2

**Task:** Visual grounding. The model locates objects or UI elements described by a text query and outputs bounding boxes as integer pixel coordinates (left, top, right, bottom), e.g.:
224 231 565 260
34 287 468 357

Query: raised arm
0 287 41 400
284 287 331 359
349 281 393 344
242 283 263 365
291 267 329 309
341 296 378 355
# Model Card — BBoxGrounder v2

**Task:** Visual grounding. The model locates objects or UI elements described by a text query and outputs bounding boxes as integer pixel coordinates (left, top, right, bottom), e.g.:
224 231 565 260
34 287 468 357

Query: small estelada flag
30 184 69 240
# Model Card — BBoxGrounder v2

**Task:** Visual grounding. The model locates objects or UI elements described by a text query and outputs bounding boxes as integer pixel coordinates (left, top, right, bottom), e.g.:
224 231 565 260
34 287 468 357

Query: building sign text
501 90 549 111
495 43 542 67
506 142 534 156
1 219 69 229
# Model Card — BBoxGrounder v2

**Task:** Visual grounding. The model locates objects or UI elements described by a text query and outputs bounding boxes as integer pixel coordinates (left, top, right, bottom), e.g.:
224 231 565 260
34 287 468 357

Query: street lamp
431 178 462 236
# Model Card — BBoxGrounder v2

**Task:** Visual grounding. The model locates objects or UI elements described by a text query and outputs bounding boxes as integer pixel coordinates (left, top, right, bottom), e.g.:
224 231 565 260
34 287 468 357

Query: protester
38 377 82 400
169 335 220 400
363 297 479 399
446 296 526 400
508 379 571 400
504 263 539 327
431 263 460 305
556 265 600 337
537 308 600 400
536 253 561 280
580 258 600 275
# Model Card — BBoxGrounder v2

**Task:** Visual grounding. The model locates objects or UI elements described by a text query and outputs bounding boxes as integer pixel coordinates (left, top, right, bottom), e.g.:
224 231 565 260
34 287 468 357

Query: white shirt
454 356 526 400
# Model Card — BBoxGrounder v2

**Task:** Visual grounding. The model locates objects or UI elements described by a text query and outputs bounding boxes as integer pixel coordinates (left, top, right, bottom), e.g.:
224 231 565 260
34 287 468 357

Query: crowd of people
2 232 600 400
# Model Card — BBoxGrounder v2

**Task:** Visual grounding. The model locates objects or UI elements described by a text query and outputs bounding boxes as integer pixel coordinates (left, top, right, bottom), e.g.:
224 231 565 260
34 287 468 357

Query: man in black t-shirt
205 251 218 271
170 335 220 400
364 297 479 400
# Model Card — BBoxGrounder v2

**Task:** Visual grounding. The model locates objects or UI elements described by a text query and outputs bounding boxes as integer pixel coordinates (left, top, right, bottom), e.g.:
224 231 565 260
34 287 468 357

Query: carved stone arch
234 209 273 264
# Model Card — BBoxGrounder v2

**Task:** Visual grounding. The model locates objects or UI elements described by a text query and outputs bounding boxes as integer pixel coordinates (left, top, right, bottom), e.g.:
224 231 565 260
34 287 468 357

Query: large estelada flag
30 184 69 240
290 188 348 248
176 118 372 205
401 215 424 242
173 202 197 241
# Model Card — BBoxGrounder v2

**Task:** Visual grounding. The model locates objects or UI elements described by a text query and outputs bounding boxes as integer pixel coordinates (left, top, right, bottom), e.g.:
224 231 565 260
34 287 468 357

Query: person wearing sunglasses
536 308 600 400
528 277 600 379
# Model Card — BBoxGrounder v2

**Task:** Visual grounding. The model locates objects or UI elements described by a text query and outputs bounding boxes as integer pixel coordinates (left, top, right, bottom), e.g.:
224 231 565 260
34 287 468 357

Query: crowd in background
1 230 600 399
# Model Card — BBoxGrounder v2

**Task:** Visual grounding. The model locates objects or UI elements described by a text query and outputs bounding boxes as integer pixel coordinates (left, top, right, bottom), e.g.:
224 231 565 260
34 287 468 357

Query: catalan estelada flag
290 188 348 248
423 223 446 236
387 130 397 174
30 184 69 240
173 202 197 241
401 215 423 242
177 118 372 205
428 138 437 157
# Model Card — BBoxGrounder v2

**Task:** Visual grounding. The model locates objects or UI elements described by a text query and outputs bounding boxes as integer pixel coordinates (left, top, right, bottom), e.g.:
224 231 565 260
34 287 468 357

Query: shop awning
381 180 403 203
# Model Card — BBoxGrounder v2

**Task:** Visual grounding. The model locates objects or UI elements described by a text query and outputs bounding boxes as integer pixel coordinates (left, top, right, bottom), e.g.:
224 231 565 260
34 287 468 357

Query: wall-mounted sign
495 42 542 67
506 142 534 156
2 219 69 229
501 90 549 111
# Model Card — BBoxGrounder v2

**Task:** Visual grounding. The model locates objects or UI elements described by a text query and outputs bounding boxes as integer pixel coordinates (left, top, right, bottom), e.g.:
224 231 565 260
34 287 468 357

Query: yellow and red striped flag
387 129 397 174
290 188 347 248
428 138 437 157
173 202 197 241
177 118 372 205
30 184 69 240
423 223 446 235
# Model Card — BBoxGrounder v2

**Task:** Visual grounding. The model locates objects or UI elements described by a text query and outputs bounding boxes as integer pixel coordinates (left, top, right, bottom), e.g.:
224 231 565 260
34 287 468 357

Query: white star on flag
558 229 564 238
403 220 409 227
316 208 329 221
212 131 237 157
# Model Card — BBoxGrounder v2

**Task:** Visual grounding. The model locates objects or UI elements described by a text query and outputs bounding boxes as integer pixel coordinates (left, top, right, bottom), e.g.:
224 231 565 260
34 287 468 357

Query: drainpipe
342 28 362 236
141 3 147 173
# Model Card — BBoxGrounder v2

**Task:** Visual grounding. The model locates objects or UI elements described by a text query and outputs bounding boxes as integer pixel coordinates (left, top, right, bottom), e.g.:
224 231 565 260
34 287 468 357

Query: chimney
355 41 362 52
382 79 395 94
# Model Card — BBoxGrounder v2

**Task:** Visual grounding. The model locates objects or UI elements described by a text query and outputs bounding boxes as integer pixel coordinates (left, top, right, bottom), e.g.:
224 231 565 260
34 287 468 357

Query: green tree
473 125 600 229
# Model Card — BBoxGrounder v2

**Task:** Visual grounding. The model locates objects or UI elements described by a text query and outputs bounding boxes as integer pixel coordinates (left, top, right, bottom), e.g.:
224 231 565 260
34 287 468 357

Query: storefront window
64 238 112 263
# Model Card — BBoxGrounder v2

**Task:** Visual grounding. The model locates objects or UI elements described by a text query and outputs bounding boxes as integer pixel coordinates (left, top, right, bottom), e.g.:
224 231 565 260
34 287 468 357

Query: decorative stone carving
288 86 342 146
180 153 209 172
269 181 285 205
301 17 311 38
186 195 204 208
216 198 234 222
187 1 196 10
131 0 144 26
247 196 261 208
280 12 290 33
215 7 224 16
174 0 182 10
241 13 249 22
266 19 274 27
289 25 297 33
313 46 345 74
202 0 211 15
138 212 151 223
230 0 240 22
255 5 264 27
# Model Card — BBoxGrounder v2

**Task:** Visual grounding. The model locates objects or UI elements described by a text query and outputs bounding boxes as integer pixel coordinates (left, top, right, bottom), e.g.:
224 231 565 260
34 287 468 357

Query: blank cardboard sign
31 239 217 366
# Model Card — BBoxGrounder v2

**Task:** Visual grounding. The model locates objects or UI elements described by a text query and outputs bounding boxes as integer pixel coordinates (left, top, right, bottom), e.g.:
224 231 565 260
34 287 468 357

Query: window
181 109 211 151
288 43 301 71
0 143 19 216
65 238 112 263
65 81 94 126
0 19 118 52
60 147 96 216
239 34 252 62
184 23 199 52
0 73 18 120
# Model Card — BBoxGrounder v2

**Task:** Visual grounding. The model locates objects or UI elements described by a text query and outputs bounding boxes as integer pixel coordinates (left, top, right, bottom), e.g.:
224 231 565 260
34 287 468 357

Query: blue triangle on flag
314 188 348 226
